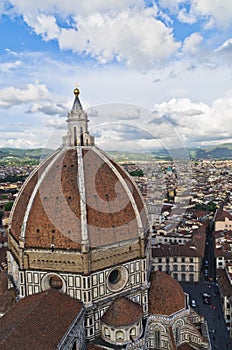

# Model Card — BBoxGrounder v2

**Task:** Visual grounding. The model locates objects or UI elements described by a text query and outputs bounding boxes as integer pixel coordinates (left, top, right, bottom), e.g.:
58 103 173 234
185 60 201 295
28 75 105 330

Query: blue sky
0 0 232 149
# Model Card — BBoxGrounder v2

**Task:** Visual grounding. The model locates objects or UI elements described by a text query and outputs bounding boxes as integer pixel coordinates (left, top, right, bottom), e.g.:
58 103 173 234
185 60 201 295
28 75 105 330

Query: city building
0 88 210 349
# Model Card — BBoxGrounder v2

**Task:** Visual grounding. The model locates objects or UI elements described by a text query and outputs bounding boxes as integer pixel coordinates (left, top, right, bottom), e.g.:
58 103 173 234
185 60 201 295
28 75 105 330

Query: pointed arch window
154 329 161 349
74 127 77 146
80 127 84 146
175 326 180 344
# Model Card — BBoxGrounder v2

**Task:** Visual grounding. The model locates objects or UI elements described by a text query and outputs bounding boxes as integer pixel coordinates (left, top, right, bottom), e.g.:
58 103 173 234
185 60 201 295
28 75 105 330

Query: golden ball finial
74 87 80 96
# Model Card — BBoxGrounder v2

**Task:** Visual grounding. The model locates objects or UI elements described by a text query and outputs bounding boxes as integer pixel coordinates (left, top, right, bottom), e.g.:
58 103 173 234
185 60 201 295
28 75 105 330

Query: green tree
4 201 14 211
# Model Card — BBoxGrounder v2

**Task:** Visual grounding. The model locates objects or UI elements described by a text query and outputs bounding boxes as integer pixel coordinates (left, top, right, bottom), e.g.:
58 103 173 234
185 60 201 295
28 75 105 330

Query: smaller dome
101 297 143 327
149 271 186 316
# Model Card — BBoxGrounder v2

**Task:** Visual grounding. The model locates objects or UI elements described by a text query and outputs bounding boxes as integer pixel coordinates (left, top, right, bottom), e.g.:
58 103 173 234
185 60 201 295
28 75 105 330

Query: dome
101 297 143 327
9 90 147 252
148 271 186 316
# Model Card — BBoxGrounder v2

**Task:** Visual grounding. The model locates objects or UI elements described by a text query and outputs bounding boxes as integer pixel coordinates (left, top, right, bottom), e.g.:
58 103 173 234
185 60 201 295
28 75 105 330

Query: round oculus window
41 273 66 293
49 275 63 290
107 266 128 292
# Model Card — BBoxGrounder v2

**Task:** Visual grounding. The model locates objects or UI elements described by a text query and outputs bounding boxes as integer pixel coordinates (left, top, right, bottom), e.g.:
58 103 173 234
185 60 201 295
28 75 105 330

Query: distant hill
0 148 54 160
189 143 232 159
0 148 54 166
0 143 232 165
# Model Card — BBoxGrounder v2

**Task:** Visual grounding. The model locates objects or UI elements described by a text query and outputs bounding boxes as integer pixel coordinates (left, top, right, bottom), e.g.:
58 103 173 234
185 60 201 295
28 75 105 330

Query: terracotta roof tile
217 269 232 297
0 288 17 315
10 152 59 242
87 344 103 350
101 297 143 327
0 290 83 350
149 271 186 316
10 147 147 250
215 209 232 222
152 244 202 258
177 343 196 350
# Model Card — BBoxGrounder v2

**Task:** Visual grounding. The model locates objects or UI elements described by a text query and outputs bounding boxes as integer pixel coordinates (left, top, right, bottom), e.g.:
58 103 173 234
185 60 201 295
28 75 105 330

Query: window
181 265 186 272
49 275 63 290
174 257 177 262
158 258 162 263
190 258 194 263
189 265 194 272
182 258 185 263
154 329 161 349
108 269 120 284
190 274 194 282
173 265 178 271
116 331 124 341
104 328 110 338
181 273 186 281
130 327 136 339
158 265 162 271
72 341 77 350
173 273 178 280
175 327 180 344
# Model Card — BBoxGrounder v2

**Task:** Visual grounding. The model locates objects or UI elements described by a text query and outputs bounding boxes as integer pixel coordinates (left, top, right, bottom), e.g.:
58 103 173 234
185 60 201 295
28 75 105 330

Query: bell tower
63 87 95 147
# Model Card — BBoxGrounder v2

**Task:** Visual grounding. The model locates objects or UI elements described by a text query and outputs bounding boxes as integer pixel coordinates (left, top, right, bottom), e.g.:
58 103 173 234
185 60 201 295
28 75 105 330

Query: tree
4 201 14 212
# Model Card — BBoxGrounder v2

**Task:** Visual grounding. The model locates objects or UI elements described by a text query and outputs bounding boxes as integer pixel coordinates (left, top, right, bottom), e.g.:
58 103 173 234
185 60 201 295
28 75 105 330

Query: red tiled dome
101 297 143 327
148 271 186 316
10 146 147 250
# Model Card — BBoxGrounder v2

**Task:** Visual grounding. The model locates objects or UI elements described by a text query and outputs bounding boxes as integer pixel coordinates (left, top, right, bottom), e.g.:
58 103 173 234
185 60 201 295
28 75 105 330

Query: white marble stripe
77 147 89 245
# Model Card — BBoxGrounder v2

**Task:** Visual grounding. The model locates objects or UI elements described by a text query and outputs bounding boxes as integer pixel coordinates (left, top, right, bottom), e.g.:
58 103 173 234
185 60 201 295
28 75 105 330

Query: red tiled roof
217 269 232 297
10 147 147 250
152 224 206 259
87 344 103 350
0 271 8 294
0 290 83 350
152 244 202 258
149 271 185 316
215 210 232 222
178 343 196 350
101 297 143 327
0 287 17 315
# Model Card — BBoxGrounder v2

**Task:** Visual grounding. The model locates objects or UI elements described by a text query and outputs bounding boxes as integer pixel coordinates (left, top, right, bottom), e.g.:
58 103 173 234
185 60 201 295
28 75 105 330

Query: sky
0 0 232 151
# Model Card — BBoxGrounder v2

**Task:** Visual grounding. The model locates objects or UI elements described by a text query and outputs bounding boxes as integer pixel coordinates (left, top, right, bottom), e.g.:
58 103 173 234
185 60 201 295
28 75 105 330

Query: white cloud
158 0 232 27
182 32 203 54
0 82 51 108
177 8 196 24
157 0 183 13
0 60 21 73
215 38 232 53
3 1 180 69
152 95 232 145
190 0 232 27
58 9 179 68
27 102 67 116
0 1 232 148
24 13 60 41
7 0 145 16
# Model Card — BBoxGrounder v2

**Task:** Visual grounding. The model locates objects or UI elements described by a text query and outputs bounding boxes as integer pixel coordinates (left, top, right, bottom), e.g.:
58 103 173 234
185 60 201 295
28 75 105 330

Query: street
181 281 232 349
